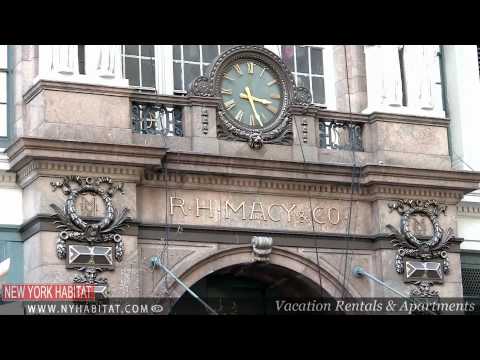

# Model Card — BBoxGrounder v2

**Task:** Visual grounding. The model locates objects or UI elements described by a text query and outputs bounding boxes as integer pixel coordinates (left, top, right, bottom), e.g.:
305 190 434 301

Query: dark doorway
170 262 332 315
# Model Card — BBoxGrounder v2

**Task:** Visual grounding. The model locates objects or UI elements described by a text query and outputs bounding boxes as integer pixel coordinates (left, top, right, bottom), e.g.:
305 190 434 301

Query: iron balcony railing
318 119 363 151
130 98 364 152
132 102 183 137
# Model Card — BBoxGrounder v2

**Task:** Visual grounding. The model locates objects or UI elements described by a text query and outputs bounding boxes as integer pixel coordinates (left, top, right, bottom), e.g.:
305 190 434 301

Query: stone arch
164 245 361 301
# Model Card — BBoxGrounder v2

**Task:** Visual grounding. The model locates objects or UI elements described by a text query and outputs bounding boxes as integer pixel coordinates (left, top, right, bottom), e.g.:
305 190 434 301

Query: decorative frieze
0 171 17 187
17 159 142 188
142 171 464 201
457 202 480 217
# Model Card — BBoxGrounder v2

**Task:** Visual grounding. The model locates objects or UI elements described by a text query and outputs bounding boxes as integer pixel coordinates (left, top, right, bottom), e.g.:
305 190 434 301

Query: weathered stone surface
44 90 130 129
137 188 373 235
8 46 478 302
333 45 368 113
369 121 449 156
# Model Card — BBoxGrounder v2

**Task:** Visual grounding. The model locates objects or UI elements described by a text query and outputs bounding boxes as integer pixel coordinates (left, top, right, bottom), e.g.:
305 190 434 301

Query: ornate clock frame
189 45 312 149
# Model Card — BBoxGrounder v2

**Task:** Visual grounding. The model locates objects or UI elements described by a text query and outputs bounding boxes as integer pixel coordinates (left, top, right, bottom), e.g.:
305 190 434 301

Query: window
119 45 335 109
122 45 156 89
281 45 326 105
172 45 240 94
0 45 8 143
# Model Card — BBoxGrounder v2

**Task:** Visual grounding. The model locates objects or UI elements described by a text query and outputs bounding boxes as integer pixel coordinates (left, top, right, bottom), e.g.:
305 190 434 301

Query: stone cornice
361 165 480 192
5 137 479 198
6 137 167 175
23 79 222 108
367 112 450 127
161 152 480 196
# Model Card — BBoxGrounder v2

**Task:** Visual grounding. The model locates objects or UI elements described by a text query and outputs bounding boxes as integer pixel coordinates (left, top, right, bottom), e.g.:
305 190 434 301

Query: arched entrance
171 262 332 315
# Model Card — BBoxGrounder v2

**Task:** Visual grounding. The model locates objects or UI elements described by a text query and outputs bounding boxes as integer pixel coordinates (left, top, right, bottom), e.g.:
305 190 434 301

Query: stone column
333 45 367 113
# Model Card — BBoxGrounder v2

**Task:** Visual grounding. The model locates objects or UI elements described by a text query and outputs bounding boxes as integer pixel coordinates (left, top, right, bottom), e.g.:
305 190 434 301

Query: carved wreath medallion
50 176 130 294
386 199 454 298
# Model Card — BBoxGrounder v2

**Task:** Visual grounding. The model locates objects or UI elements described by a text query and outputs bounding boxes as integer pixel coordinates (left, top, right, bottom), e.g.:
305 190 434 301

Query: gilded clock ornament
189 45 312 149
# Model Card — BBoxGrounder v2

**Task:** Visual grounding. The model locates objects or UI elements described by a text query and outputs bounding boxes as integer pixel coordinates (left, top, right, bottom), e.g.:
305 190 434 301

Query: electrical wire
146 48 172 301
451 151 476 171
292 112 324 299
340 45 359 299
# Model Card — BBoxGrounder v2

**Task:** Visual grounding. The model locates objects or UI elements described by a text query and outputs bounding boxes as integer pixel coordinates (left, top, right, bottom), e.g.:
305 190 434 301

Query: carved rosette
189 76 213 97
292 86 313 106
190 46 309 148
386 199 454 298
50 176 131 295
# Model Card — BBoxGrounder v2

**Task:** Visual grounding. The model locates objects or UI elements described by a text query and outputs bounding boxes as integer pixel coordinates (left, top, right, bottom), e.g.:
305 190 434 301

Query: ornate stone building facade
1 45 480 313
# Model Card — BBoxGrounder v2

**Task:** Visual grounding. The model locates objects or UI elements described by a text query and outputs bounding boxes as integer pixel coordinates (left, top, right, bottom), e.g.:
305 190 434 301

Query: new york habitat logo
2 284 95 301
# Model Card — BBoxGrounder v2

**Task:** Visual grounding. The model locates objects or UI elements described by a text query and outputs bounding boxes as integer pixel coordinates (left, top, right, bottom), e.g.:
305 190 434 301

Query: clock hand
244 87 263 127
239 93 272 105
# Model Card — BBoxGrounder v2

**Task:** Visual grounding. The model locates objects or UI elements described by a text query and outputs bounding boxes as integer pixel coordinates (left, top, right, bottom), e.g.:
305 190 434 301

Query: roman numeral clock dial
220 61 283 131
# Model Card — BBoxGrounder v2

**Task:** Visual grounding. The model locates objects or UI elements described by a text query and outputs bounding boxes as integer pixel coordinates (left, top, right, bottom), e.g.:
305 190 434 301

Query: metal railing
318 119 363 151
132 102 183 137
130 98 366 153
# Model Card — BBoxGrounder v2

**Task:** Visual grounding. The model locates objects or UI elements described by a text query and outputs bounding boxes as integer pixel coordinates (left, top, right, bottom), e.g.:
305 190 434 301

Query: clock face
220 60 283 129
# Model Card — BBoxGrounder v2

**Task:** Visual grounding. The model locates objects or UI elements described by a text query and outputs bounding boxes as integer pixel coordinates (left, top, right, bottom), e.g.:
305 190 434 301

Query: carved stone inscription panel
138 188 371 234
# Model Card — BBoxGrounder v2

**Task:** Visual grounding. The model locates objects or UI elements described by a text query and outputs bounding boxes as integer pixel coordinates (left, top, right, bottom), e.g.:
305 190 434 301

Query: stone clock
189 45 312 149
